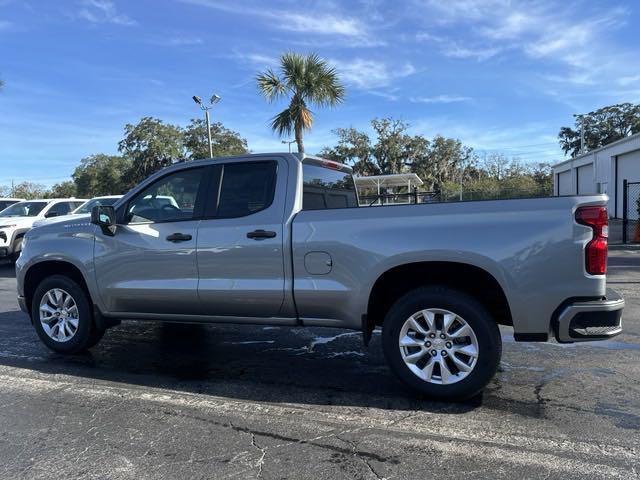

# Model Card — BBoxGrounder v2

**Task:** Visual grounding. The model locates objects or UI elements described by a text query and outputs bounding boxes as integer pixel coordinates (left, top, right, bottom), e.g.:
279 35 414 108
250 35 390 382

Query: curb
609 244 640 251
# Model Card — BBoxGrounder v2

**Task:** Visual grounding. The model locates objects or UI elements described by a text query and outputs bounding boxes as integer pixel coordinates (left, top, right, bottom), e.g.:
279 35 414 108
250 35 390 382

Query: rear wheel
382 286 501 401
31 275 102 353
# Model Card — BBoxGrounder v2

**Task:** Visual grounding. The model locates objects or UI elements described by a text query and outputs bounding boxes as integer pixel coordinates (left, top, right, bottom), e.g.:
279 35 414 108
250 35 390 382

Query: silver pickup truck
15 153 624 400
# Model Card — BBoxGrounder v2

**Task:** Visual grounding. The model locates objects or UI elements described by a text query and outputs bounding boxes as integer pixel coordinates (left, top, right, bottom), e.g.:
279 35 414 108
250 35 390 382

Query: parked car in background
15 153 623 400
0 198 25 212
72 196 122 215
0 198 86 262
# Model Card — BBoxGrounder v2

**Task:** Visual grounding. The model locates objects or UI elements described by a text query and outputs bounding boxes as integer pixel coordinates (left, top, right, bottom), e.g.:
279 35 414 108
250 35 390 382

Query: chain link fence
622 180 640 243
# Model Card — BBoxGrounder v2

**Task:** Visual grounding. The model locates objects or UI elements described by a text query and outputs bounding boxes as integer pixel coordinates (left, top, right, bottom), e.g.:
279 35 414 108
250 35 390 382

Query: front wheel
382 286 502 401
31 275 102 354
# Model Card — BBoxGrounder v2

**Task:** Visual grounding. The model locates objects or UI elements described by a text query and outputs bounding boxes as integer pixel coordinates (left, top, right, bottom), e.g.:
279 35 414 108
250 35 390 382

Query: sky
1 0 639 187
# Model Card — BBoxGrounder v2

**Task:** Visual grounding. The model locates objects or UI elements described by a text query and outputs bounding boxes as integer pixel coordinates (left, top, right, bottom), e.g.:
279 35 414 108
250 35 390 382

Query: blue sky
1 0 639 187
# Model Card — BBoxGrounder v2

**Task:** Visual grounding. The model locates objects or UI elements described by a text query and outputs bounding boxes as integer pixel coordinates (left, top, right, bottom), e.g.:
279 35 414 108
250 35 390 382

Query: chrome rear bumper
554 289 624 343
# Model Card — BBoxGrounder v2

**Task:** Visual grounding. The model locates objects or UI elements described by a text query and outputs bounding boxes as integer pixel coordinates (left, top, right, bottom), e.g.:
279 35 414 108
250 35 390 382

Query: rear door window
302 163 357 210
214 161 277 218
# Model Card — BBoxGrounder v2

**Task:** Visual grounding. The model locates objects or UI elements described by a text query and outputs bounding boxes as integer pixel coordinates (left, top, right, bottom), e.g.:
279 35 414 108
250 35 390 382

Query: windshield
73 197 120 214
0 201 48 217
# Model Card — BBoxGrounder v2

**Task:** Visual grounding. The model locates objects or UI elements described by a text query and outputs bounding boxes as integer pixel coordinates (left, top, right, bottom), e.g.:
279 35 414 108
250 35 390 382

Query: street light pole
193 94 221 158
204 109 213 158
281 140 296 153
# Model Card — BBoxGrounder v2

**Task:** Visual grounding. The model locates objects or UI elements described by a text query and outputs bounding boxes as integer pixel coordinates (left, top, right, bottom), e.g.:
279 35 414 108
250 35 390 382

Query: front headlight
0 224 17 229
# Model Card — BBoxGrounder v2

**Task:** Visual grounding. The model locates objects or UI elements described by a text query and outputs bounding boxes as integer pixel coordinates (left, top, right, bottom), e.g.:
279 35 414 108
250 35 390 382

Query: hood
0 216 37 229
32 214 90 229
32 213 86 228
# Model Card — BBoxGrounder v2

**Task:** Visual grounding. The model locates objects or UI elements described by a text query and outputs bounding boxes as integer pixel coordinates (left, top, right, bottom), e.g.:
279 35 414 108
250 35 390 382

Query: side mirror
91 205 117 236
45 211 59 218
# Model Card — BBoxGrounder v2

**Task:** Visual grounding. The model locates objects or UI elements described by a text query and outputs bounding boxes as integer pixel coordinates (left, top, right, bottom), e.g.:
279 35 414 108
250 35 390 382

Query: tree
49 181 77 198
257 52 345 153
72 154 132 197
411 135 474 190
118 117 184 185
11 182 48 200
320 127 376 175
321 118 473 191
321 118 426 176
183 119 248 159
559 103 640 157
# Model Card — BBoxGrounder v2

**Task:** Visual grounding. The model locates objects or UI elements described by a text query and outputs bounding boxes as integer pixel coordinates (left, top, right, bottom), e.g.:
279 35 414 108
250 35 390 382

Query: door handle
166 232 192 242
247 229 277 240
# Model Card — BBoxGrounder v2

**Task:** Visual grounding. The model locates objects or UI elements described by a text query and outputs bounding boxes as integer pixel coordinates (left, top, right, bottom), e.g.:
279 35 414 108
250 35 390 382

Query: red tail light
575 206 608 275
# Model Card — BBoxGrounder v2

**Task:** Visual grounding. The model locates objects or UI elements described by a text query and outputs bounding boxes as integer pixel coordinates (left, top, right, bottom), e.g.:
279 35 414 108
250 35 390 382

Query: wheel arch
23 261 92 317
366 261 512 334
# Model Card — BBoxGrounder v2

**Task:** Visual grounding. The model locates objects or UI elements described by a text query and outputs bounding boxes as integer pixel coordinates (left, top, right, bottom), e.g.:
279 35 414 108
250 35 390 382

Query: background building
552 132 640 219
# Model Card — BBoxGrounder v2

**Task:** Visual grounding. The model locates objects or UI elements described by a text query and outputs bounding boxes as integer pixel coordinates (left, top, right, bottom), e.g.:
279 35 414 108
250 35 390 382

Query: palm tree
257 52 345 153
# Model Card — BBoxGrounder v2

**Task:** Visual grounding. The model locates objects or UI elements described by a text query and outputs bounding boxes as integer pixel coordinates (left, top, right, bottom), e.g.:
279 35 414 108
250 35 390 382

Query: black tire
31 275 102 354
86 326 106 349
382 286 502 401
10 238 22 264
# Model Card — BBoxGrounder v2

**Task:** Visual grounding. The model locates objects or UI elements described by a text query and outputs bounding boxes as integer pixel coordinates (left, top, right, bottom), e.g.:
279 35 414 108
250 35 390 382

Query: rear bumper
554 288 624 343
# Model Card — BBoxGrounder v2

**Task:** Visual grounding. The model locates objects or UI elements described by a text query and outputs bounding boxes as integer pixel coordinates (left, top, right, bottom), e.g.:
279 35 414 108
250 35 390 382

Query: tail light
575 206 608 275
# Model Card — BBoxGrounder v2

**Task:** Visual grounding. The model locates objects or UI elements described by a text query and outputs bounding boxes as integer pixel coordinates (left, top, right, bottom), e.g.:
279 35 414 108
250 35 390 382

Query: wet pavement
0 253 638 479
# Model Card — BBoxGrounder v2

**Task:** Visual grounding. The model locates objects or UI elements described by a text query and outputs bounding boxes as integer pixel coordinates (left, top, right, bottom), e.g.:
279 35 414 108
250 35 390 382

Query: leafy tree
321 118 425 176
411 135 474 190
320 128 375 175
183 119 248 159
321 118 473 190
72 154 132 197
118 117 184 185
12 182 48 200
257 52 345 153
49 181 77 198
559 103 640 157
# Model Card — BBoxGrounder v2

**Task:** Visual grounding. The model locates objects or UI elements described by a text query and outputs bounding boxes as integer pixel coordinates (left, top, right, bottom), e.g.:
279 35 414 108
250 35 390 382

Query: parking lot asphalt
0 254 638 480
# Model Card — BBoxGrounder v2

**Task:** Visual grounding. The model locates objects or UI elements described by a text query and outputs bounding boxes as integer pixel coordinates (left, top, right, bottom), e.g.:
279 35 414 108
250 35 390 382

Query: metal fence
359 190 440 206
359 186 551 206
622 179 640 243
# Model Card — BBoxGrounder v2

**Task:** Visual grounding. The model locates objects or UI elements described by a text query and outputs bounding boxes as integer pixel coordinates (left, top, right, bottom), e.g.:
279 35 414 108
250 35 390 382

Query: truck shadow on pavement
0 262 546 417
0 306 505 414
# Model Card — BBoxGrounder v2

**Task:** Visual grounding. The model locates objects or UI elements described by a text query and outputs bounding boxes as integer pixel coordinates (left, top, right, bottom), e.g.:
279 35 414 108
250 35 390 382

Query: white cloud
330 58 416 89
415 0 634 91
416 33 501 61
179 0 380 46
150 35 203 47
77 0 136 26
618 75 640 87
410 95 472 104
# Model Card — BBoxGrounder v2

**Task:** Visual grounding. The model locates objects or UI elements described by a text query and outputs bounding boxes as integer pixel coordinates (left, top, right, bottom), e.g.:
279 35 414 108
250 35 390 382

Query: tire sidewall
31 275 94 354
382 286 502 401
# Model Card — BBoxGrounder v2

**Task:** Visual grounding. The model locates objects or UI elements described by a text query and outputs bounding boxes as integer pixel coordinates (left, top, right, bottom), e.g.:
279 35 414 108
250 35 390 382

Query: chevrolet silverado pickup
15 153 624 400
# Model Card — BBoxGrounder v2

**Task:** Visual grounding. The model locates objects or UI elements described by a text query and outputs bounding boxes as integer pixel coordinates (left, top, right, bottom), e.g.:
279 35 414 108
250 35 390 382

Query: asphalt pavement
0 254 638 479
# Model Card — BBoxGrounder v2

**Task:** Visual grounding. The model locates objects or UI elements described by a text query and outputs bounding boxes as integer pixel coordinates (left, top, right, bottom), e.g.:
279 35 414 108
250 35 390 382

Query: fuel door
304 251 333 275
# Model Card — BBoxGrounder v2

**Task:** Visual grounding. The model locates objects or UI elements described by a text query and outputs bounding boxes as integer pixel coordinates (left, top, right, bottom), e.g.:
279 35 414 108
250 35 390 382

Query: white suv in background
0 198 86 262
0 198 25 212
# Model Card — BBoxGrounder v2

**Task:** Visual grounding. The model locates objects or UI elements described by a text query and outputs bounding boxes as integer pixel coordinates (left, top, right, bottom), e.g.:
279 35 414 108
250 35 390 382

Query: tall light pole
573 113 585 156
193 94 221 158
281 139 296 153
